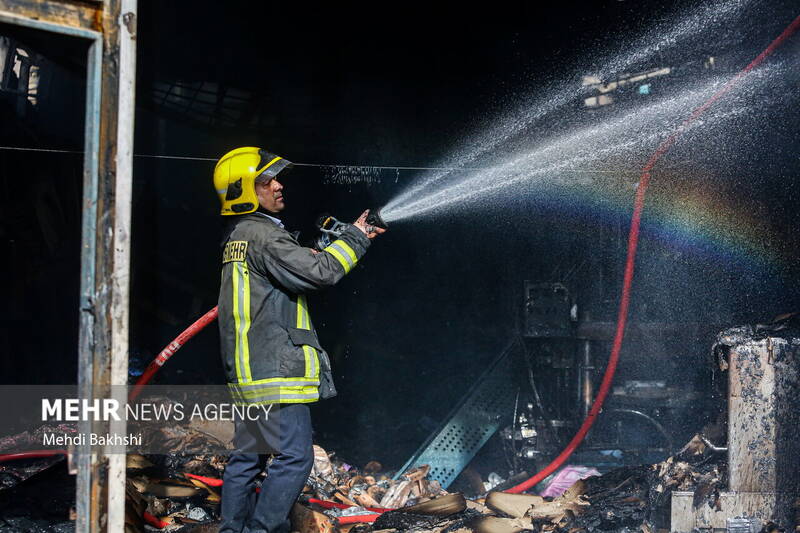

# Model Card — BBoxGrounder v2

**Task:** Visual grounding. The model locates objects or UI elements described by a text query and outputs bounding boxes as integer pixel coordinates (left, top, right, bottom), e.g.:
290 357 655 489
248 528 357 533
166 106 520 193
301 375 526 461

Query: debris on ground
306 445 446 511
125 452 225 532
291 435 729 533
0 452 65 492
0 460 75 532
0 433 758 533
0 424 73 491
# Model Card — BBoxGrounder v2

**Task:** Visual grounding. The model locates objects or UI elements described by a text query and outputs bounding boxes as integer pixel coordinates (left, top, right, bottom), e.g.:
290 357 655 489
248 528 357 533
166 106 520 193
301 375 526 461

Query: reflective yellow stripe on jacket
324 239 358 274
229 380 319 405
231 261 252 383
296 295 320 381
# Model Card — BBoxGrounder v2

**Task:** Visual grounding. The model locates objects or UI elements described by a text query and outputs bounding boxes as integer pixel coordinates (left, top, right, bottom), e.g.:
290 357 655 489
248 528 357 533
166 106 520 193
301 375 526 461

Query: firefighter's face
255 177 285 214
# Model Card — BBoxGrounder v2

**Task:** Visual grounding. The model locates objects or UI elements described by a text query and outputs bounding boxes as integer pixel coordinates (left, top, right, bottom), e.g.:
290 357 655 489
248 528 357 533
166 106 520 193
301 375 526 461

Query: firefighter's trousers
220 404 314 533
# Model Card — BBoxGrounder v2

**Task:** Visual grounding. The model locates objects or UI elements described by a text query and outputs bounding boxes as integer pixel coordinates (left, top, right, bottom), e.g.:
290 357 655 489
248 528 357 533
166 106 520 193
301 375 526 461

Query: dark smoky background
1 1 798 471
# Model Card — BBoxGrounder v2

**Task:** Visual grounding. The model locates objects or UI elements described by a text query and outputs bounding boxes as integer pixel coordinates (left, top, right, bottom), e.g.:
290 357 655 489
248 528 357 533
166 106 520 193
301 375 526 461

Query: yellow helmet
213 147 293 215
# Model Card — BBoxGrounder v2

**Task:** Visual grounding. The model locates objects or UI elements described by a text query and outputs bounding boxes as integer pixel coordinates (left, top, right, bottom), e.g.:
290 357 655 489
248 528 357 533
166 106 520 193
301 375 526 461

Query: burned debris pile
288 436 727 533
0 424 77 531
125 452 225 531
543 437 725 533
0 432 749 533
307 445 446 510
0 459 75 533
122 442 454 531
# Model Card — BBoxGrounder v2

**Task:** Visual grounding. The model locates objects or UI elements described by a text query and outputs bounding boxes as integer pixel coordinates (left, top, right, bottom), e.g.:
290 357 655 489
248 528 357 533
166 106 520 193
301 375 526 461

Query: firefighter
213 147 384 533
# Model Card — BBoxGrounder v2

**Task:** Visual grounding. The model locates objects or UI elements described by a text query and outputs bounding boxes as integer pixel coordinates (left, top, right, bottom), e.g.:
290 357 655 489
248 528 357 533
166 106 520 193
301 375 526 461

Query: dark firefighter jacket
218 212 370 404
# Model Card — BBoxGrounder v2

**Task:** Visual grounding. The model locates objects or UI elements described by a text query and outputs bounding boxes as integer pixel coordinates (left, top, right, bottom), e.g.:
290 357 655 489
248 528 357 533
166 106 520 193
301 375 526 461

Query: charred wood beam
0 0 104 32
74 1 125 529
0 0 103 33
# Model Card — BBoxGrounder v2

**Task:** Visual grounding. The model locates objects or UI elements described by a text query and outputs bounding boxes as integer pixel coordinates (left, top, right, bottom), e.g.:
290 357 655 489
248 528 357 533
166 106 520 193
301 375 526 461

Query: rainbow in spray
537 174 790 272
381 0 792 273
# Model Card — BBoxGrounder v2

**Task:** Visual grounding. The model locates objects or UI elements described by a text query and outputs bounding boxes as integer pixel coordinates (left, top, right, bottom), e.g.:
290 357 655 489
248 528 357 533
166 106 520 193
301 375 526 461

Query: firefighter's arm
257 225 370 293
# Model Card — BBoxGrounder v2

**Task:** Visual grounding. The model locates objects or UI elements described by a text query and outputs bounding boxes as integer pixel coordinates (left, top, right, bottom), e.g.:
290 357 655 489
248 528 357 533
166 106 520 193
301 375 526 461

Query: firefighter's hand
354 209 386 240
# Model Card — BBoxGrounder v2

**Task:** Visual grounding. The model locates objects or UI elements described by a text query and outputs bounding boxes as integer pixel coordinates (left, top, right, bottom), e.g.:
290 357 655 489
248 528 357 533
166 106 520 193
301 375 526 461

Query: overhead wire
0 145 641 174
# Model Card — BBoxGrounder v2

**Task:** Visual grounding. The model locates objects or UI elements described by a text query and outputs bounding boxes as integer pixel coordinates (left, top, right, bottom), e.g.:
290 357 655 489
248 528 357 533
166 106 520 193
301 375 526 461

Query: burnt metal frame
394 340 521 489
0 1 136 532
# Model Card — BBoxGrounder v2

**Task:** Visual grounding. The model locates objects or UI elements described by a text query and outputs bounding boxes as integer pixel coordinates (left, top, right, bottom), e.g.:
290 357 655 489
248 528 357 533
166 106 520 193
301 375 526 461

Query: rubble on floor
0 424 76 531
0 423 74 491
291 435 729 533
307 445 446 510
0 433 761 533
0 453 65 492
0 460 75 532
125 452 225 532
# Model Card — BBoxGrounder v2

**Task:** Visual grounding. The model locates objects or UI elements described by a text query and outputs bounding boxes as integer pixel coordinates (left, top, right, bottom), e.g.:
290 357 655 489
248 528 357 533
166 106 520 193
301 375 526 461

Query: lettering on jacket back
223 241 248 263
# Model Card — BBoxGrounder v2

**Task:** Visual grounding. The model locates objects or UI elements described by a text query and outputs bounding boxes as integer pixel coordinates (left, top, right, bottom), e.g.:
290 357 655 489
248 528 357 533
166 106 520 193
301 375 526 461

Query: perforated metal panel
395 342 519 489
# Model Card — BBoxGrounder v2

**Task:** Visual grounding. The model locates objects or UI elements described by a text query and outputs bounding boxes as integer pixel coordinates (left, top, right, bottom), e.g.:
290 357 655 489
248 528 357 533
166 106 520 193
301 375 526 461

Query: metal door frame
0 2 136 531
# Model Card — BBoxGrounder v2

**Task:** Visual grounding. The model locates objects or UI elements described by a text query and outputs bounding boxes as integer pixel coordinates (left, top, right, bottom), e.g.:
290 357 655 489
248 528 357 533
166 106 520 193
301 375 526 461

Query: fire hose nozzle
312 213 348 250
311 209 387 250
365 208 388 230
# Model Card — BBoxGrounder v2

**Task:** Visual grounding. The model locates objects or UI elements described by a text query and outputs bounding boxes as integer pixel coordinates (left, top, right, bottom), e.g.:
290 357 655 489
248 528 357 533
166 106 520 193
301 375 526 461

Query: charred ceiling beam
0 0 103 34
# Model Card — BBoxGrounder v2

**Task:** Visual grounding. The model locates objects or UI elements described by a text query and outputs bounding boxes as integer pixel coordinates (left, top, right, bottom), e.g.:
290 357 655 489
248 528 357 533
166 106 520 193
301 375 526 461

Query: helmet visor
256 150 293 181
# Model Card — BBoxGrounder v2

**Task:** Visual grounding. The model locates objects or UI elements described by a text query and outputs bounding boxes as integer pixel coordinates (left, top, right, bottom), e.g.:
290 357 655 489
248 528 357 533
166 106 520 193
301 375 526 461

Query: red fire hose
0 449 67 463
184 472 224 487
129 306 219 401
505 14 800 494
143 512 169 529
336 514 381 524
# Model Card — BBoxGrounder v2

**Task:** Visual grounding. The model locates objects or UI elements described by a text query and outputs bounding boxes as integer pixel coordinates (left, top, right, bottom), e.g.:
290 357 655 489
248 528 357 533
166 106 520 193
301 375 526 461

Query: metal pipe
107 2 138 530
609 408 674 454
75 35 103 533
511 388 520 472
580 340 593 419
699 434 727 453
525 355 559 445
525 360 547 421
